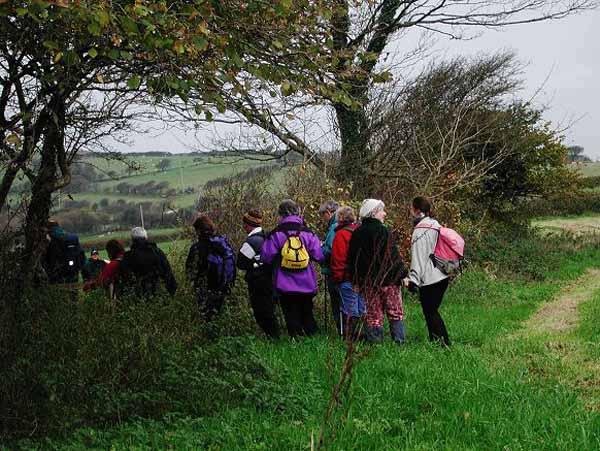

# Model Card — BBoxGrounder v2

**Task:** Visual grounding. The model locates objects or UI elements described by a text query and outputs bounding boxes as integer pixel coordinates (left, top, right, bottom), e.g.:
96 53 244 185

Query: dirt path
524 268 600 335
517 268 600 409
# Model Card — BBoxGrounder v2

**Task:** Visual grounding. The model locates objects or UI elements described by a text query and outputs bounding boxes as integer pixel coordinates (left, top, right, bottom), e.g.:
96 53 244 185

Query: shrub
0 278 288 441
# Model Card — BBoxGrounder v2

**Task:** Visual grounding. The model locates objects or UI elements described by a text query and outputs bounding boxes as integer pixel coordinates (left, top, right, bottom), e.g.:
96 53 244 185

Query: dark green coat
346 218 406 288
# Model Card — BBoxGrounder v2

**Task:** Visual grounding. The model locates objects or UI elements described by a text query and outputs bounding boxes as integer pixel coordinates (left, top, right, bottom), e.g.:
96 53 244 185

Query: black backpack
61 234 83 279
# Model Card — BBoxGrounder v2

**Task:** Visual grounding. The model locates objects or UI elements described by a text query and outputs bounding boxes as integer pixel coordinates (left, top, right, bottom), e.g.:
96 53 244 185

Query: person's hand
352 284 360 293
402 278 410 288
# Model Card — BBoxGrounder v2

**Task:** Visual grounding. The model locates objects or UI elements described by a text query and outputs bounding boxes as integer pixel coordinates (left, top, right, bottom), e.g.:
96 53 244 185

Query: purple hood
261 215 324 295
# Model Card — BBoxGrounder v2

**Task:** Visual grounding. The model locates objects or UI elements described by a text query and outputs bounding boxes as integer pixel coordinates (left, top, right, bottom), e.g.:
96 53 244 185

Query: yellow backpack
280 234 310 271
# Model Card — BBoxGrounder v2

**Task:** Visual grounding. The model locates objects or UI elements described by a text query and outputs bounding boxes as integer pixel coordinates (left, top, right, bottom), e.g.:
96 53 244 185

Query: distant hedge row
527 191 600 217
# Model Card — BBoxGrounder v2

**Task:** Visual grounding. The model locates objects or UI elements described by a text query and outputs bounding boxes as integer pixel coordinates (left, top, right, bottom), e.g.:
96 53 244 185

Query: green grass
20 246 600 450
577 288 600 360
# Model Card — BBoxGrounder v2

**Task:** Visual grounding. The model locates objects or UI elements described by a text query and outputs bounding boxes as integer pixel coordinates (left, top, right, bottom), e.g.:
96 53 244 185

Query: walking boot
366 326 384 344
390 319 406 344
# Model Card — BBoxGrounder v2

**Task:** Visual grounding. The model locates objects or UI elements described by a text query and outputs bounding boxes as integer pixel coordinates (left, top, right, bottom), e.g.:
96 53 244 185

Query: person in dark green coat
82 248 107 282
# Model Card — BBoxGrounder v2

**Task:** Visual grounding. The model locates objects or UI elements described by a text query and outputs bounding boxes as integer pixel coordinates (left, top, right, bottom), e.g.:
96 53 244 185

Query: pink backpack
415 224 465 274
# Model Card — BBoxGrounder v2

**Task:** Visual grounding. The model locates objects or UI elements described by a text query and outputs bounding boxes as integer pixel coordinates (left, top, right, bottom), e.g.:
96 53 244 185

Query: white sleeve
409 230 429 286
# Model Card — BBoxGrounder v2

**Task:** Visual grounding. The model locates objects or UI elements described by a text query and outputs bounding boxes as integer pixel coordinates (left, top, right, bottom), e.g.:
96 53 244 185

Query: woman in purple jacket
262 199 324 337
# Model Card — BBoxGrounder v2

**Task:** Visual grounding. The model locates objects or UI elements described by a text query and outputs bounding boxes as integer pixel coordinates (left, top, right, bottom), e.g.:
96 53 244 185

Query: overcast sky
119 8 600 160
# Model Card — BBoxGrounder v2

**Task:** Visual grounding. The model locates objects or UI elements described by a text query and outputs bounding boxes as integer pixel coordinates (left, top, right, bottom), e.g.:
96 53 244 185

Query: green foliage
0 283 297 440
470 107 578 215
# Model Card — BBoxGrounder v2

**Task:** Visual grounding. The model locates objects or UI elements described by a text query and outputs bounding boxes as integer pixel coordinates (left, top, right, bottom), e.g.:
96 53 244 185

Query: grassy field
577 162 600 177
5 153 275 209
18 237 600 450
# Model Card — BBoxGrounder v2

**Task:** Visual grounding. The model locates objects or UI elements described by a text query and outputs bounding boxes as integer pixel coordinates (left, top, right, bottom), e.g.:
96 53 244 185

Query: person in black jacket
120 227 177 299
347 199 407 344
236 209 280 339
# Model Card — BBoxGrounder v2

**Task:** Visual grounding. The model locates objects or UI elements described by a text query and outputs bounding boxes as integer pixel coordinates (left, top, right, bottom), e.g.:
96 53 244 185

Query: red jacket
330 223 358 283
85 254 123 291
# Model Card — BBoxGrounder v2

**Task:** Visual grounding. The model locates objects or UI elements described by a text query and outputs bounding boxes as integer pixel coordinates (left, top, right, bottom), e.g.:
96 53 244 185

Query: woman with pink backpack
404 196 461 347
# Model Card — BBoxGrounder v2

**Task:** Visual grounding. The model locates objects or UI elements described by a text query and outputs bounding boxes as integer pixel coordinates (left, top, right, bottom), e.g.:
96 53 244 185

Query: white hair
131 226 148 241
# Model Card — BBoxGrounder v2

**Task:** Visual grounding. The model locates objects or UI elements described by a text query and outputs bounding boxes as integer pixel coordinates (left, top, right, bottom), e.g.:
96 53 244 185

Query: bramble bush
0 259 304 441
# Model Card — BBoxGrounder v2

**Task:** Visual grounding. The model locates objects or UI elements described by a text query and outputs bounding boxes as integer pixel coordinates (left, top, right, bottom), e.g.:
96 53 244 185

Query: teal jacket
321 216 338 275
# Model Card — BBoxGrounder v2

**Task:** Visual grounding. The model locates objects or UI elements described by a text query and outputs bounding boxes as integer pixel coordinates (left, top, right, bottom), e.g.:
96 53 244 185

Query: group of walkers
43 195 453 346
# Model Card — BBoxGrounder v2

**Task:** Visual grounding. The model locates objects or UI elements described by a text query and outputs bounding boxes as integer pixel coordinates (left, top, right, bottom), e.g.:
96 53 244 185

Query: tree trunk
331 0 400 195
335 103 371 194
18 97 66 293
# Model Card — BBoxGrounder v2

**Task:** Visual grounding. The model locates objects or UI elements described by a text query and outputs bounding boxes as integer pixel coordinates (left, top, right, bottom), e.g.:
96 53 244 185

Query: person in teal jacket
319 200 342 335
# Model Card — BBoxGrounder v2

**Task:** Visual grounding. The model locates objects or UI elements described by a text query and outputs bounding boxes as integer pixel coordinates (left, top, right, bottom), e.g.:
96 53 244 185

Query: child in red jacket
330 206 365 340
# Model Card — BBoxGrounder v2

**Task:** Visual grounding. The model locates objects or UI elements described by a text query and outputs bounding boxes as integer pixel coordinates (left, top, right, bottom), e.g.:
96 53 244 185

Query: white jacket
408 216 448 287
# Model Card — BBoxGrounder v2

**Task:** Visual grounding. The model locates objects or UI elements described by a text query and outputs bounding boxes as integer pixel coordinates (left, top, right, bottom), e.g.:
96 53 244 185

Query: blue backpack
207 235 236 292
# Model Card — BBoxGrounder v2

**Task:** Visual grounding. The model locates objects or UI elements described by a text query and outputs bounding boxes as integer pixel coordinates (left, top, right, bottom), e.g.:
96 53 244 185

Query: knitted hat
359 199 385 219
243 209 263 227
131 226 148 241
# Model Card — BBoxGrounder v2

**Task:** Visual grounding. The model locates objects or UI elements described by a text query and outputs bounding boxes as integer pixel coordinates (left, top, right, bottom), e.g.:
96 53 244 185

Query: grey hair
278 199 301 217
131 226 148 241
336 206 355 224
318 200 339 215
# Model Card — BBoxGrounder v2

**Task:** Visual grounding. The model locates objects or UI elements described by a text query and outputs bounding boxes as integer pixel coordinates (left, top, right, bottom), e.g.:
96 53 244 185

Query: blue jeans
338 281 366 318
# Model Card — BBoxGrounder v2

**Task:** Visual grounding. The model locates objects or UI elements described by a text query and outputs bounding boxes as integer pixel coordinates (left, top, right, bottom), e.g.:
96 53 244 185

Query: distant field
533 214 600 235
77 153 274 208
80 227 182 245
94 239 189 261
577 162 600 177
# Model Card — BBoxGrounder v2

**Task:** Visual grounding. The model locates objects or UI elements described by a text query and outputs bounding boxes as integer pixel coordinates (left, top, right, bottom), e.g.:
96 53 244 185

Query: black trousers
248 280 280 339
279 293 319 338
419 278 450 346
